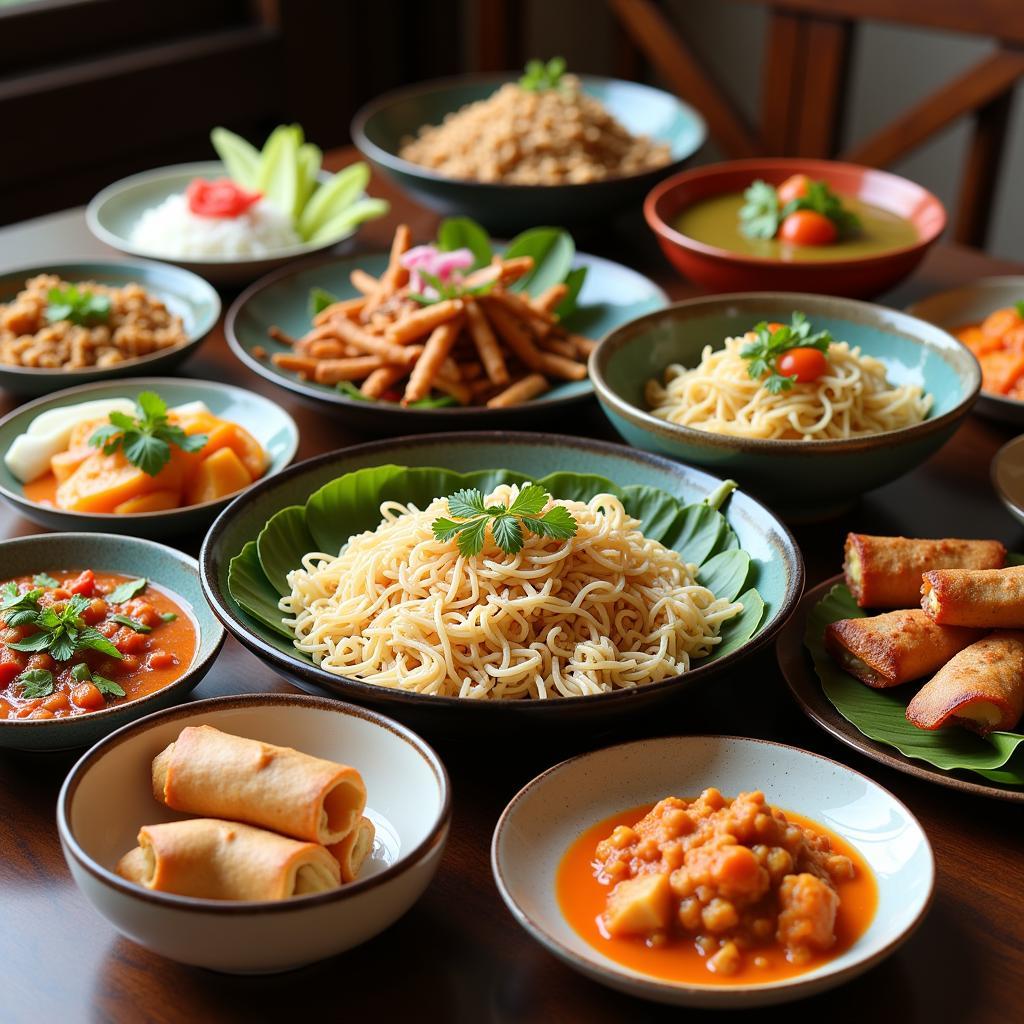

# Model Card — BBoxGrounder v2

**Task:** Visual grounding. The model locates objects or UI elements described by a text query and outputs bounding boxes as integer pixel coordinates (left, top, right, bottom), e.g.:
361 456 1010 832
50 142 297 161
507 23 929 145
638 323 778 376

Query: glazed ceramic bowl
0 533 224 752
907 277 1024 423
353 74 705 233
645 159 946 298
492 735 934 1008
0 260 219 396
591 293 980 519
225 250 667 432
87 162 367 287
200 432 803 738
58 693 449 973
0 376 298 537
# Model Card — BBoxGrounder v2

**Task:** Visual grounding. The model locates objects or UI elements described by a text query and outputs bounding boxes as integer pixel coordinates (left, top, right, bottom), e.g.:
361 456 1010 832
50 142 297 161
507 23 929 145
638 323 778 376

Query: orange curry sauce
557 802 877 986
22 473 59 507
0 570 195 720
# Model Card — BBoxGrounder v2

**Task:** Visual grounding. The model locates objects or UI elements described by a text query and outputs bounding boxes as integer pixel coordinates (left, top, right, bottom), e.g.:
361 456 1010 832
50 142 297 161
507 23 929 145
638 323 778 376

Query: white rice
129 193 301 259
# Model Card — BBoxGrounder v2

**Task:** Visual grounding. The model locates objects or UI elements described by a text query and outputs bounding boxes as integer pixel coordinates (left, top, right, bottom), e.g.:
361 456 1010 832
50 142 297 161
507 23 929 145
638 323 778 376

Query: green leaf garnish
92 673 125 698
782 180 860 239
45 285 111 327
32 573 59 589
739 312 832 393
159 611 178 623
106 578 147 604
71 663 92 682
110 614 151 633
88 393 207 477
438 217 493 269
17 669 54 699
309 287 339 317
1016 300 1024 319
431 484 578 558
1 587 44 627
519 56 567 92
5 594 122 664
738 180 781 240
739 178 860 241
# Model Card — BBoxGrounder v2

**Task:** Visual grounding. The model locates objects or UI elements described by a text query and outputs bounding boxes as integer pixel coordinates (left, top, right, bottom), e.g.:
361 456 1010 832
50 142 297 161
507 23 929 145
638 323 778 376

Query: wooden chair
606 0 1024 248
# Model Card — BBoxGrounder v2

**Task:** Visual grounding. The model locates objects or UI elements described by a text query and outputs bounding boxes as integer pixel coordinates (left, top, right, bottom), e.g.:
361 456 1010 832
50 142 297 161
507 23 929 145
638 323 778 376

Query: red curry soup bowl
644 158 946 298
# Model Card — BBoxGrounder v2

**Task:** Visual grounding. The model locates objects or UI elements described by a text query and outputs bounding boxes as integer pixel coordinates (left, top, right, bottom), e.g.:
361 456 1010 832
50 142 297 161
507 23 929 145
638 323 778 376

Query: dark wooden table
2 152 1022 1024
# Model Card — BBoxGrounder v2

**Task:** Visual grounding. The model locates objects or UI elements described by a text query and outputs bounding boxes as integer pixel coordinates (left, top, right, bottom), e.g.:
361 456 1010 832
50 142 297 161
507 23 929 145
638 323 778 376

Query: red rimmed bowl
644 159 946 298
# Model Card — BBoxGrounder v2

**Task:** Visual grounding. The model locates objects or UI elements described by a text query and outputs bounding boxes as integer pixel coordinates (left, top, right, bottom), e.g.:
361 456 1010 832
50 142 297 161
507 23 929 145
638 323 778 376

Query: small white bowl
58 693 450 973
492 735 933 1008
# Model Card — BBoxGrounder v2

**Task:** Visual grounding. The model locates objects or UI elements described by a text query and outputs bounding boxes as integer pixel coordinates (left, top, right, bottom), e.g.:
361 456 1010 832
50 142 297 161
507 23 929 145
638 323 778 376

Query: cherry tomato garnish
779 210 838 246
777 347 829 383
776 174 811 205
186 178 262 219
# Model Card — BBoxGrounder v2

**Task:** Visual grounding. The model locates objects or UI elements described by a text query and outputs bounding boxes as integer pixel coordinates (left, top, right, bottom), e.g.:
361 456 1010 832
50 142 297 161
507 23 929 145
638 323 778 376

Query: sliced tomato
777 347 829 383
779 210 838 246
186 178 263 219
68 569 96 597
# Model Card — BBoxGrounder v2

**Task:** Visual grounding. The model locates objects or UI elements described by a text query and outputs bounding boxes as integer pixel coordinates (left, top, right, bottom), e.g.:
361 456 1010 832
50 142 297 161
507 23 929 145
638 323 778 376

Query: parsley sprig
3 592 122 663
45 285 111 326
89 393 207 477
740 312 833 394
519 57 567 92
739 179 860 240
432 485 577 558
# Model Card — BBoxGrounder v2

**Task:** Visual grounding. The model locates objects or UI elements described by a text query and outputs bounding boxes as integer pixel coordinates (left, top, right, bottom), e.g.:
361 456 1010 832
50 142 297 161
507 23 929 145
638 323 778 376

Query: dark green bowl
352 74 706 233
0 260 219 396
590 293 981 519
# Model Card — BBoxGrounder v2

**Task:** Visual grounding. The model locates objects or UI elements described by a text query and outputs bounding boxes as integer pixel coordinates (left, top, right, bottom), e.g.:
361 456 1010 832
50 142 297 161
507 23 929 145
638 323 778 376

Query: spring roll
152 726 366 846
327 815 375 883
906 632 1024 735
825 610 981 688
116 819 340 900
921 565 1024 627
844 534 1006 608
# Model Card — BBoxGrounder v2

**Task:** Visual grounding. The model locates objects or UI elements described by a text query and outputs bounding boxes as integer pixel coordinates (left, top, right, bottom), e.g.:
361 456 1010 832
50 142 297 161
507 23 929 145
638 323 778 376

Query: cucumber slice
210 127 261 189
258 126 300 219
296 143 322 217
298 162 370 241
309 197 390 244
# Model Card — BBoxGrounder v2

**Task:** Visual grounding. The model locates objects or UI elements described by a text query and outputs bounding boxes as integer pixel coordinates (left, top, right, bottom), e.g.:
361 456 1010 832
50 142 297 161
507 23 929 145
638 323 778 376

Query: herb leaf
5 594 122 664
92 674 125 698
519 505 577 540
739 312 833 393
159 611 178 622
18 669 54 699
88 393 208 477
507 483 548 518
491 514 524 555
782 180 861 239
33 573 59 588
520 56 567 92
2 587 43 627
739 180 781 240
447 488 487 518
1016 299 1024 319
106 578 147 604
309 287 339 317
110 614 151 634
45 285 111 327
71 663 92 682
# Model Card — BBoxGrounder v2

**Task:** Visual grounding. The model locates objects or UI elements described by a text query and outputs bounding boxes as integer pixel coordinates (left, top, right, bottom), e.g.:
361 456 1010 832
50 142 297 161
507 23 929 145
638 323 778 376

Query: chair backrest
606 0 1024 248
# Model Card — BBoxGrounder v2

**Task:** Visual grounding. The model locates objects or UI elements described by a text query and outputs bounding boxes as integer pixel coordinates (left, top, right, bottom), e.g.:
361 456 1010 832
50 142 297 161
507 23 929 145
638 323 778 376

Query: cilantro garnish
45 285 111 327
33 573 59 588
2 586 45 627
519 57 567 92
739 179 860 241
88 393 207 477
738 180 783 240
5 594 122 663
431 485 578 558
17 669 54 699
739 312 833 394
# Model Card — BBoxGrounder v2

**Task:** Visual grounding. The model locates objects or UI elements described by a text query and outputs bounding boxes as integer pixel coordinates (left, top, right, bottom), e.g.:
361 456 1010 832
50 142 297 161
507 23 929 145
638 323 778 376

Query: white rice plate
129 193 301 259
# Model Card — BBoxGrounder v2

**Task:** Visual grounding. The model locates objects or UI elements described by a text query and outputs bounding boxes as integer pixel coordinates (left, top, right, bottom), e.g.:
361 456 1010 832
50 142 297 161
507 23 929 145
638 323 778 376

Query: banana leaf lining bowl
200 432 803 738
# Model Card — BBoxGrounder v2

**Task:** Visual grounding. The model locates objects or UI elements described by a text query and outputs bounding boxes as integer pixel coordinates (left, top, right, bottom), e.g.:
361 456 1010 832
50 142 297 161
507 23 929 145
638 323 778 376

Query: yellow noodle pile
281 485 742 700
645 335 932 440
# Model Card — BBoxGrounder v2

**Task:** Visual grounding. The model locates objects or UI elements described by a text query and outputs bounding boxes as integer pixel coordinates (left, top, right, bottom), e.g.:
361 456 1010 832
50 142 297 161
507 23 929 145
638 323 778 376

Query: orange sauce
556 802 877 986
23 472 57 507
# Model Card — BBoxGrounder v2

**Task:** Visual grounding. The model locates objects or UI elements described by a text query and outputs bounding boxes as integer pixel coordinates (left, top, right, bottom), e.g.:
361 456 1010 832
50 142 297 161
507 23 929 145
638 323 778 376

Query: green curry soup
675 192 919 262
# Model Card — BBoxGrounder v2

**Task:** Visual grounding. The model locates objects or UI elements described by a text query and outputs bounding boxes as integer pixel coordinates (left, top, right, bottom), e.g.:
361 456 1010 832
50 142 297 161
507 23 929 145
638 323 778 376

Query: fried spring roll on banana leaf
921 565 1024 628
825 610 982 688
906 632 1024 735
843 534 1006 608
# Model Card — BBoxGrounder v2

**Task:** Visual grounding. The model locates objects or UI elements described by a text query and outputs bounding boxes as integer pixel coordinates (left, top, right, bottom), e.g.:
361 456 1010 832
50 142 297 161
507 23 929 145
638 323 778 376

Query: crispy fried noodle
645 335 932 440
281 485 742 700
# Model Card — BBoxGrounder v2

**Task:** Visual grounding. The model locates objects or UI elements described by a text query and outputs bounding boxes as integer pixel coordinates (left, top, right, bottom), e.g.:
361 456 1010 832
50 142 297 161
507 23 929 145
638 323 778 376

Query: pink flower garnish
400 245 474 297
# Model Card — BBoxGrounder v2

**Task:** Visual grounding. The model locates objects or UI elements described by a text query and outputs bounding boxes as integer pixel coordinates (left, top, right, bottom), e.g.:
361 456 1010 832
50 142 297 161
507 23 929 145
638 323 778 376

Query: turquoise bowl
226 249 667 431
0 260 219 396
352 74 706 233
0 377 298 537
200 432 803 739
0 532 224 752
590 293 980 519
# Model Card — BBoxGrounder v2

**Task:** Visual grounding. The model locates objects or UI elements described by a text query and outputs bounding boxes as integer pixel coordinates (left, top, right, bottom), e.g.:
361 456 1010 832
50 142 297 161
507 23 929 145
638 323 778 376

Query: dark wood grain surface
1 152 1022 1024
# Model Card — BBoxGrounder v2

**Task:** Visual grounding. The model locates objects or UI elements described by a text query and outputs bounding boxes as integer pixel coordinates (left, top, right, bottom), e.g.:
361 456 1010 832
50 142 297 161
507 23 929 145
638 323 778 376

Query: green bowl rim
589 291 981 456
85 161 361 266
224 248 668 419
0 531 225 733
351 72 706 191
644 157 947 269
199 430 805 714
0 375 299 524
0 258 220 382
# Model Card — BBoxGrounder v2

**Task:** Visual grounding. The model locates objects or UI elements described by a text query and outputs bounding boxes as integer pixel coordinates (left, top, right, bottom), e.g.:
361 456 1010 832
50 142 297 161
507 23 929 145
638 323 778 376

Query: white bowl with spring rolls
57 693 450 972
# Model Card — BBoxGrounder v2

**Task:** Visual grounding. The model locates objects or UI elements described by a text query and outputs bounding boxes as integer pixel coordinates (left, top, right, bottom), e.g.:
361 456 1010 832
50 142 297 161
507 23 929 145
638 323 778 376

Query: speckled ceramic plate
225 248 667 432
0 532 224 752
0 377 298 537
0 260 219 396
492 735 933 1007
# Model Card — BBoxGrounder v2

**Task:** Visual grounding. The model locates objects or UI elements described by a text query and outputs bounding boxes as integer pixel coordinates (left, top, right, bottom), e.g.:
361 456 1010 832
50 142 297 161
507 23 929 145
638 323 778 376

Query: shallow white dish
491 735 933 1008
58 693 450 973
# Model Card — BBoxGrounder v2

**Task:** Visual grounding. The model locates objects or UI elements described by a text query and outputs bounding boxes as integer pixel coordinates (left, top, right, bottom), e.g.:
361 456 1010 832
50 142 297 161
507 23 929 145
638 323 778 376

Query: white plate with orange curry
491 735 933 1008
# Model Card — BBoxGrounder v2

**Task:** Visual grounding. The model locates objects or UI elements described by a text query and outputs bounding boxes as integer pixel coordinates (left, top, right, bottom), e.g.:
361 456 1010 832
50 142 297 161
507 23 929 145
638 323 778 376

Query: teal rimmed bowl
199 432 803 739
0 532 224 752
0 377 298 537
590 293 980 520
352 74 706 233
0 260 219 396
226 249 667 432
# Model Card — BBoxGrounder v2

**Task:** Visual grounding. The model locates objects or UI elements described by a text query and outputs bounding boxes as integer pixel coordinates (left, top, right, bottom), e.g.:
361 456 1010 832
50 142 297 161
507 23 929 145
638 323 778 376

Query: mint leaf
7 632 54 653
76 627 122 659
106 578 147 603
110 614 151 633
17 669 54 698
92 673 125 698
71 663 92 682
